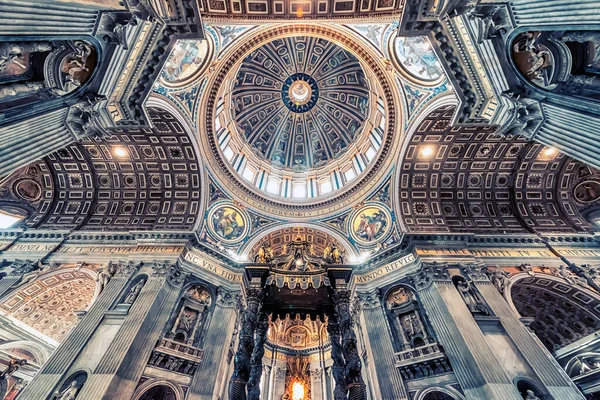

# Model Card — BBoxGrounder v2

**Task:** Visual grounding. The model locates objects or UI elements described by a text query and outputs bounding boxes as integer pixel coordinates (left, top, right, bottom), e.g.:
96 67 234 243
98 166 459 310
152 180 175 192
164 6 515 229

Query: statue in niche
487 268 510 294
512 32 555 88
524 390 540 400
254 242 274 264
62 41 94 88
123 280 145 304
179 309 197 332
574 180 600 203
53 380 80 400
455 280 490 315
0 358 27 379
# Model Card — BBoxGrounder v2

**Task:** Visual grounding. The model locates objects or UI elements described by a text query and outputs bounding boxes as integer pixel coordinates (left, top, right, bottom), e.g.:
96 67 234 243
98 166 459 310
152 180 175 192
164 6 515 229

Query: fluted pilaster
76 275 177 399
0 108 74 177
18 276 128 400
188 290 238 400
0 0 99 36
511 0 600 27
360 302 407 399
418 283 522 400
534 102 600 170
476 283 585 400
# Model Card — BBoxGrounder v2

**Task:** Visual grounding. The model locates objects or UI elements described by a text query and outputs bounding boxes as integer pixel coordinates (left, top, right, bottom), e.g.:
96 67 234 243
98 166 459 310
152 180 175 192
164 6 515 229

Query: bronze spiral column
247 312 269 400
334 290 367 400
228 288 264 400
326 313 348 400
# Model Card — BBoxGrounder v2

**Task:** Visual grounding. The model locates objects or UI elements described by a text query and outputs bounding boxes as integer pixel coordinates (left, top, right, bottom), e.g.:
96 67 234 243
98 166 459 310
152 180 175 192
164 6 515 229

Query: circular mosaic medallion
390 35 443 83
14 179 42 201
281 73 319 113
574 180 600 203
207 204 249 243
349 204 392 245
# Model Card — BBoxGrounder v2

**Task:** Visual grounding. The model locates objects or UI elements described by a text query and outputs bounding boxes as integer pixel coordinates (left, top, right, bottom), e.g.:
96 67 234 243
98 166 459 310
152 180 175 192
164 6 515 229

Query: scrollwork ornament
459 263 489 282
167 262 188 287
9 259 39 276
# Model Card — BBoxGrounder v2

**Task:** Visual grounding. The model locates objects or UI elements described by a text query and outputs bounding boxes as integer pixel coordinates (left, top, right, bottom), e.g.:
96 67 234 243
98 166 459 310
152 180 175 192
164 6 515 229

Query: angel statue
254 242 274 264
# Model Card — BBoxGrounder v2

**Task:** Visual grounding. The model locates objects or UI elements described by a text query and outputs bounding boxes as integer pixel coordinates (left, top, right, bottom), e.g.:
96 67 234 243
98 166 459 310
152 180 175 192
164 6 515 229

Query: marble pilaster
476 282 585 400
357 293 407 399
417 282 522 400
188 289 239 400
17 272 129 399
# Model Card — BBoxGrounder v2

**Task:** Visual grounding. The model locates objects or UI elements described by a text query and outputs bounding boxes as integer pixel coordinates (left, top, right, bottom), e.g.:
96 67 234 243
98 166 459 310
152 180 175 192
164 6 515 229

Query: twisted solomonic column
334 290 367 400
247 312 269 400
228 288 264 400
327 313 348 400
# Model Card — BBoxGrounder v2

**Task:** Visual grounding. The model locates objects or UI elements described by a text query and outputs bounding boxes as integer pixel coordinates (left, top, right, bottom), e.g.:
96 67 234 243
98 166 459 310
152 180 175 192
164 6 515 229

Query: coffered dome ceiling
231 36 370 170
200 25 398 219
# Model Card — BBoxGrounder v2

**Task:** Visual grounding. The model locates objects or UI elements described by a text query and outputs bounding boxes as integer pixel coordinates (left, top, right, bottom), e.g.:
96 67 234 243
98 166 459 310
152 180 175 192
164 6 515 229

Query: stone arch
0 266 99 343
506 272 600 352
0 340 51 365
513 375 549 399
240 222 359 260
133 379 184 400
414 385 466 400
54 370 88 400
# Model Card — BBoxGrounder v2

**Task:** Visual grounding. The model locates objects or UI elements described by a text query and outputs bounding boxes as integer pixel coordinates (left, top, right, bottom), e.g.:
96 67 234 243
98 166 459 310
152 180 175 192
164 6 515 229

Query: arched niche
133 379 184 400
564 351 600 378
54 370 87 400
384 285 432 351
513 376 549 400
507 273 600 352
414 386 466 400
0 39 100 115
166 283 213 346
0 266 98 343
511 30 600 101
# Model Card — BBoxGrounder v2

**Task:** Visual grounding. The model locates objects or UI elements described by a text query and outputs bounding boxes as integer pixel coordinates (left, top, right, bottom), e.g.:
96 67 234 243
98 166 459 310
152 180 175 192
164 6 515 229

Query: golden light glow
113 146 128 158
419 145 435 159
292 381 305 400
296 7 304 17
542 146 557 157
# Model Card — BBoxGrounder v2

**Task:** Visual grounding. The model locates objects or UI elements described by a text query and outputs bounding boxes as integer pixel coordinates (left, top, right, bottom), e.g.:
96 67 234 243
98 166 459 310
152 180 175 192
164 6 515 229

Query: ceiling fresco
4 20 599 266
231 36 370 170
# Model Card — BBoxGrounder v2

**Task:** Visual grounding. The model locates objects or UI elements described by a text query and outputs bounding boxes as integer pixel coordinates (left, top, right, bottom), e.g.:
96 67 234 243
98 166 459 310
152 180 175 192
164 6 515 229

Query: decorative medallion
14 179 42 202
574 180 600 203
349 203 391 245
390 35 443 83
207 203 249 243
231 35 369 170
161 39 211 85
281 73 319 113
